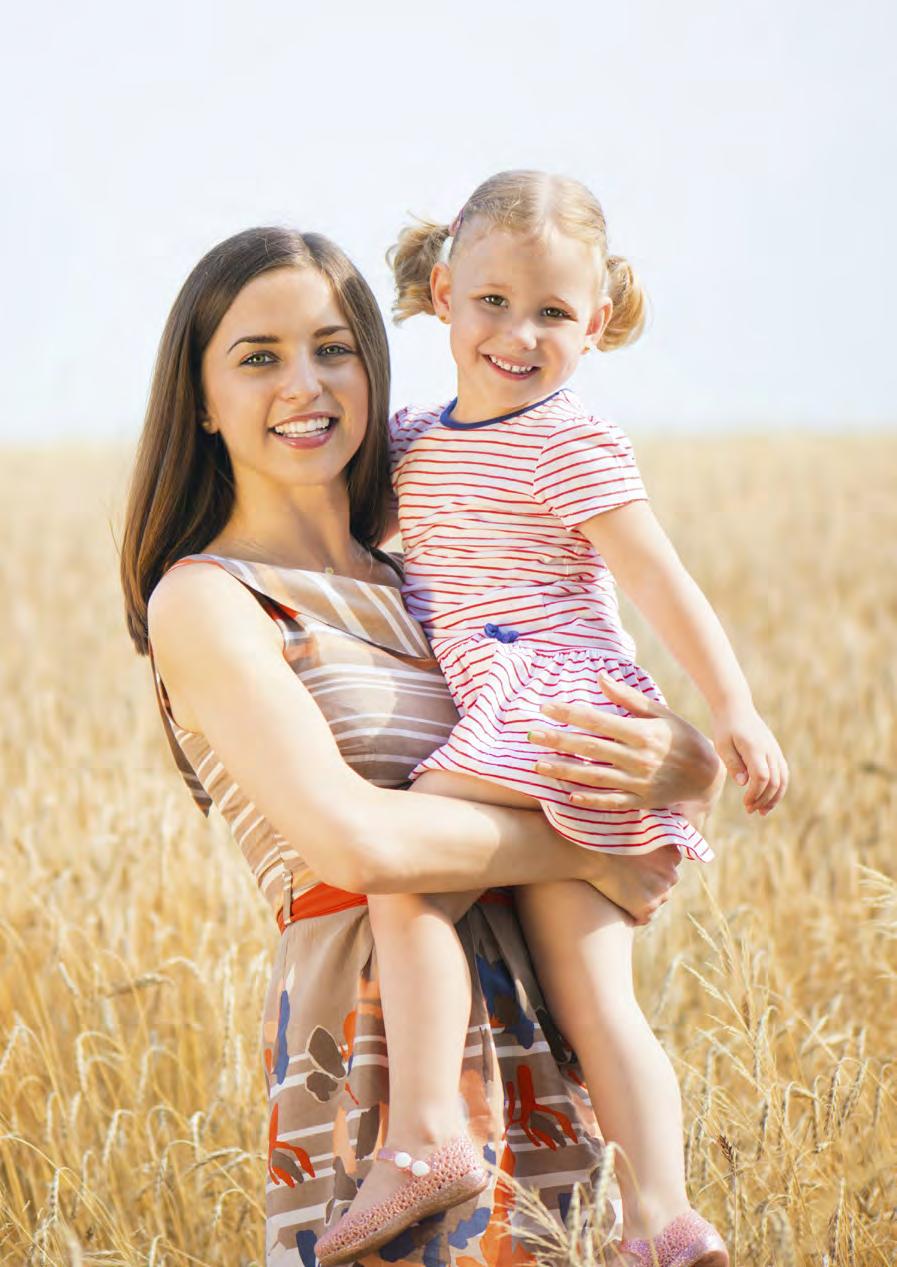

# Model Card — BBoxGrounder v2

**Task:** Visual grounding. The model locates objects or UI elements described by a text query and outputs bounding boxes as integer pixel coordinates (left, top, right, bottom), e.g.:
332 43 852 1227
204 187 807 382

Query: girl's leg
342 888 477 1216
342 773 496 1218
515 879 690 1242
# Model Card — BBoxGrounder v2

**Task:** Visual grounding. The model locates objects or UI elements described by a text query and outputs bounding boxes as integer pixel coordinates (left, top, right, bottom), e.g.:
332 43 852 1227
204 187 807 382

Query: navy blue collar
439 389 563 430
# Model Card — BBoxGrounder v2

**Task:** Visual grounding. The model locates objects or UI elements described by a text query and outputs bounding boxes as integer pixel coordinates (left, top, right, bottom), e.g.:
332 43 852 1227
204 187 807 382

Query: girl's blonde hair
388 169 645 350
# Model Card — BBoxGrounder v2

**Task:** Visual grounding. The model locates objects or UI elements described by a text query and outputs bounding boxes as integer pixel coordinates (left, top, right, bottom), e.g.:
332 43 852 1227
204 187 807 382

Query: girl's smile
485 354 539 379
430 224 611 423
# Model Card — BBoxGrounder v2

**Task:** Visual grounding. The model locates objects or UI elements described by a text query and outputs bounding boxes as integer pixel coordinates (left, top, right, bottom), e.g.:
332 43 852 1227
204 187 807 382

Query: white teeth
273 418 333 436
489 356 535 374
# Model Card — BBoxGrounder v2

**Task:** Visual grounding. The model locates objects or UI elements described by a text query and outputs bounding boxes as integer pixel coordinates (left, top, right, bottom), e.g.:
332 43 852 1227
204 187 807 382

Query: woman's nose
280 354 322 401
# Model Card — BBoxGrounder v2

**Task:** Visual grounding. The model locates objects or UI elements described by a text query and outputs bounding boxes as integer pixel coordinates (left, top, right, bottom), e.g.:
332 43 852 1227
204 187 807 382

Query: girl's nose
509 320 538 351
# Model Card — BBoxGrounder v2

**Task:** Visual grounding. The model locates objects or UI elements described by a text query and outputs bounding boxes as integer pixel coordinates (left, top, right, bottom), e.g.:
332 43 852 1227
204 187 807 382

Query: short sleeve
532 415 647 527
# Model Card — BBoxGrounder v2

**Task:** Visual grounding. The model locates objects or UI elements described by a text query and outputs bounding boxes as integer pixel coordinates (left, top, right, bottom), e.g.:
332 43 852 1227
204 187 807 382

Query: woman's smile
202 266 369 487
271 411 339 448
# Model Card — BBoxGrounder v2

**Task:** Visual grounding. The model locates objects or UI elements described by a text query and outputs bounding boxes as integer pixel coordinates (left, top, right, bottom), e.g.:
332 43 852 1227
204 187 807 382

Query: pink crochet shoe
614 1208 729 1267
314 1136 488 1266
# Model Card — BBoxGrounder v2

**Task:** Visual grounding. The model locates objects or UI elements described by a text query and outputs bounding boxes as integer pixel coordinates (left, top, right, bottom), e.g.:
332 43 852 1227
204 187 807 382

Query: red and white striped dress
390 387 712 861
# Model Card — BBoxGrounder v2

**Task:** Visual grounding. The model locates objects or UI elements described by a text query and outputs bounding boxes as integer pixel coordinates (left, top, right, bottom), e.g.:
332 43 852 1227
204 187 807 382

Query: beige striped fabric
153 552 459 920
150 553 611 1266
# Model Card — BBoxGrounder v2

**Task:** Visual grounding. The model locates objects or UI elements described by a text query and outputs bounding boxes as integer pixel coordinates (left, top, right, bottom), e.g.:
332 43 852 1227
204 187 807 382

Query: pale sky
3 0 895 442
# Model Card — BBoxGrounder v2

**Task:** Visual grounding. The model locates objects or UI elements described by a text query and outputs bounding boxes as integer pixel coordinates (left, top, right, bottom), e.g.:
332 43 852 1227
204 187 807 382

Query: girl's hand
528 672 726 822
712 706 789 816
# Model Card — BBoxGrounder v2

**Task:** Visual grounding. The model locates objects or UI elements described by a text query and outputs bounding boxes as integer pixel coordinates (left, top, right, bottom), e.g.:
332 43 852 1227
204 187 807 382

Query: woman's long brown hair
120 228 392 654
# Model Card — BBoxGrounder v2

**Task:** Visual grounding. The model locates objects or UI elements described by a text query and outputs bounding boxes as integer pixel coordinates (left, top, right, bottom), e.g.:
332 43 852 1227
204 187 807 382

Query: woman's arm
149 564 686 911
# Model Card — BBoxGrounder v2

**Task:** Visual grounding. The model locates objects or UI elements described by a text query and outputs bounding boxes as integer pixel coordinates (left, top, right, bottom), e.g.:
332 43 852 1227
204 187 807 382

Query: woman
120 227 724 1266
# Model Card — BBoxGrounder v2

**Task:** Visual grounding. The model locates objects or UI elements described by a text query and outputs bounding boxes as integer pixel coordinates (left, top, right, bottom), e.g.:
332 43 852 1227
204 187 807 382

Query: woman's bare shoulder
148 561 281 680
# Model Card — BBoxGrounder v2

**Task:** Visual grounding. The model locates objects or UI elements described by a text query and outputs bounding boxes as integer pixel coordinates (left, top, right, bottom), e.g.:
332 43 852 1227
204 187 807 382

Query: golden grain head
1 437 896 1265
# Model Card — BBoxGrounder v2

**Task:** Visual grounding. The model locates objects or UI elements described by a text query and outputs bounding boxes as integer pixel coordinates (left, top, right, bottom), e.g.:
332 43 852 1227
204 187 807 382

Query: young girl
315 171 787 1267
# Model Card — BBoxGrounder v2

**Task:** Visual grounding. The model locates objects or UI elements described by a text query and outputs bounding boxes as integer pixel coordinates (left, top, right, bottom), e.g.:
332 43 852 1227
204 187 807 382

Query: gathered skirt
414 635 712 863
261 897 613 1265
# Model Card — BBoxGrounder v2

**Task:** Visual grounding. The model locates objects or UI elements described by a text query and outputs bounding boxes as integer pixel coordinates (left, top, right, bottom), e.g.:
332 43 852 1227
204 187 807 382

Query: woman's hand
577 845 683 926
528 672 726 828
151 564 695 899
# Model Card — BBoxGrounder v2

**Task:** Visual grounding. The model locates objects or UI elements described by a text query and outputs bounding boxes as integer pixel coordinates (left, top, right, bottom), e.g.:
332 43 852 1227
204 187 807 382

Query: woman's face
200 266 369 492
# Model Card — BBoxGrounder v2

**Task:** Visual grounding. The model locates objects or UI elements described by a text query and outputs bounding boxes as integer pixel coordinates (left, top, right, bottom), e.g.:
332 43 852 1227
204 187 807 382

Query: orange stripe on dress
277 883 368 931
276 883 513 931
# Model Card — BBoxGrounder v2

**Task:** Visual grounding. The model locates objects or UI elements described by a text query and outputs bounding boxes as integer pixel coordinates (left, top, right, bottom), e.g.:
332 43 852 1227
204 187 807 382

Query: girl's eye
481 295 507 308
241 350 277 367
317 343 354 357
543 307 571 320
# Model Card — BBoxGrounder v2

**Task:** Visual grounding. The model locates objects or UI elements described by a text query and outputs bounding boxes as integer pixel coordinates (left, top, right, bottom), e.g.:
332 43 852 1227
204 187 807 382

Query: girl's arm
578 500 788 815
147 562 684 915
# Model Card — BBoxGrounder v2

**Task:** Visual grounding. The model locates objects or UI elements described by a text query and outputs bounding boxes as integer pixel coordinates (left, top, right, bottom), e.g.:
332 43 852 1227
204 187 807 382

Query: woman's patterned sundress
151 552 610 1267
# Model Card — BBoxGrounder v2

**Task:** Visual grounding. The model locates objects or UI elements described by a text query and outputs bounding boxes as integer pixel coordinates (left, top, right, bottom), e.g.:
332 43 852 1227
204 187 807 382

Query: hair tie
448 209 464 238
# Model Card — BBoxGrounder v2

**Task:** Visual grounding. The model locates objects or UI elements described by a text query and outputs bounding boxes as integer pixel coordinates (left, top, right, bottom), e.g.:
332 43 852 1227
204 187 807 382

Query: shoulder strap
370 545 405 581
148 642 212 817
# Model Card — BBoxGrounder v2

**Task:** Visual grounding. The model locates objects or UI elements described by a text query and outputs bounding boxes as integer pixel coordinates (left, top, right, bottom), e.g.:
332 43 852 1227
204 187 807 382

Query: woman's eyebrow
227 334 281 353
227 325 352 354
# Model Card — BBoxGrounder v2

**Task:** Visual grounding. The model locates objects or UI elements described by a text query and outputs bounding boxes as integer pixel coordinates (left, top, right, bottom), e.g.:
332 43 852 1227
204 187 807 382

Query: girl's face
431 223 611 420
200 266 369 493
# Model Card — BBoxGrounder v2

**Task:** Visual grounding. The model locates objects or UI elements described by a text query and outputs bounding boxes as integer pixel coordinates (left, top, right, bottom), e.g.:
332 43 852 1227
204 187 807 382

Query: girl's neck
452 378 557 425
452 381 506 425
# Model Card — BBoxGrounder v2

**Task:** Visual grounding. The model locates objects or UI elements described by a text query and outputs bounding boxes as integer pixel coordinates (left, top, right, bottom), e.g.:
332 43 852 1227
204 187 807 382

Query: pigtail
387 219 452 323
600 254 647 350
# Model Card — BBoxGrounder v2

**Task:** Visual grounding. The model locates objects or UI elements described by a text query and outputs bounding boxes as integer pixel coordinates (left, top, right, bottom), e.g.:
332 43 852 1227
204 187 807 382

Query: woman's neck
205 477 364 573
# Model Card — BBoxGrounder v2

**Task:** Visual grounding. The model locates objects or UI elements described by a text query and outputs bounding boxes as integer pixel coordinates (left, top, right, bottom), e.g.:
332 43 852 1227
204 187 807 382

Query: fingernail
735 773 747 785
528 731 547 743
534 761 554 775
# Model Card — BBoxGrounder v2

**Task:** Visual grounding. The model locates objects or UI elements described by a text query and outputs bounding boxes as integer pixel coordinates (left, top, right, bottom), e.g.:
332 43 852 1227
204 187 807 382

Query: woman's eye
543 307 570 320
481 295 507 308
241 350 276 367
317 343 354 357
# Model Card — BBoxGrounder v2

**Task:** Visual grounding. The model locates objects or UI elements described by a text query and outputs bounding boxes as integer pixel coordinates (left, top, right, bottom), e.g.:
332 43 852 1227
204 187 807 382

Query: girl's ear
584 297 613 352
430 261 453 324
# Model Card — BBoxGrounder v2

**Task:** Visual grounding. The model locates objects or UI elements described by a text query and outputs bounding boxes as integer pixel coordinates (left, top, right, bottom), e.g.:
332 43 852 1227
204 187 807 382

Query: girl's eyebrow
227 325 351 354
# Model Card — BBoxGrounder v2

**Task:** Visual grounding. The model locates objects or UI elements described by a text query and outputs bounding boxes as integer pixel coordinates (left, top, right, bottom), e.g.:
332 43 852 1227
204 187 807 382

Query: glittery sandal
614 1208 729 1267
314 1136 489 1266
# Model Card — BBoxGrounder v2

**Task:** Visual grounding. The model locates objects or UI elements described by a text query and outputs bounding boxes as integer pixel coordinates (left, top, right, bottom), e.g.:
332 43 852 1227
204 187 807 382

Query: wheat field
0 436 895 1266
